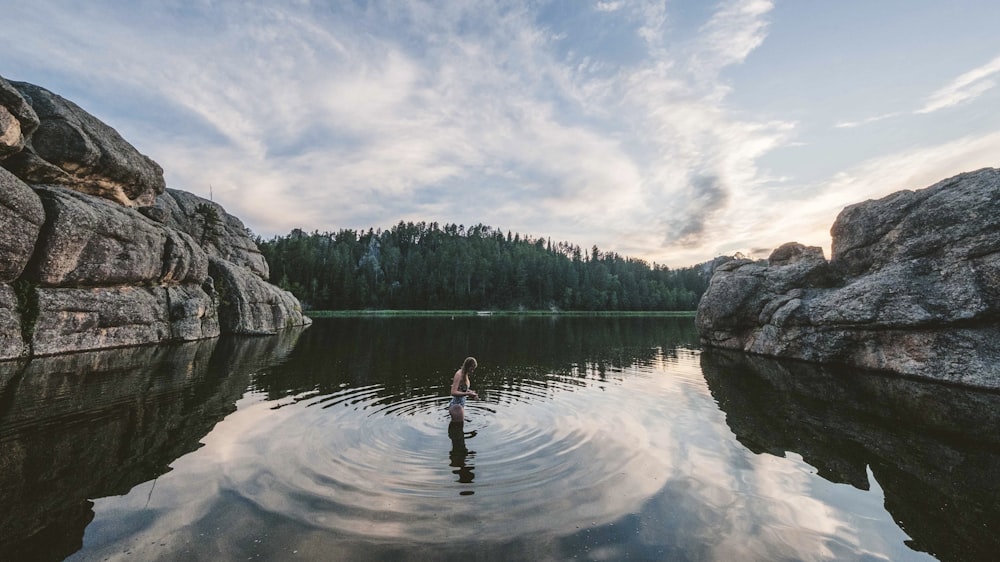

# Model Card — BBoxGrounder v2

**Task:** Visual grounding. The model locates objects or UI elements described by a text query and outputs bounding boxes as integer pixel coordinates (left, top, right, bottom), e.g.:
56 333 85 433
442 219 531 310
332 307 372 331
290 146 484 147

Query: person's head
462 357 478 374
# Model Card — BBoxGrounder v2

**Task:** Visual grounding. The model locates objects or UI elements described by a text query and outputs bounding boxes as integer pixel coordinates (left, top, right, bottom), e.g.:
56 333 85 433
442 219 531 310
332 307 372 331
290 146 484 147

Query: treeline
257 222 710 311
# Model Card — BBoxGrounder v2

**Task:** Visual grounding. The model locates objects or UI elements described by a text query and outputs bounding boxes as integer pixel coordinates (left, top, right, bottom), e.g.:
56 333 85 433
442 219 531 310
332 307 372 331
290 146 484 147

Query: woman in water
449 357 479 423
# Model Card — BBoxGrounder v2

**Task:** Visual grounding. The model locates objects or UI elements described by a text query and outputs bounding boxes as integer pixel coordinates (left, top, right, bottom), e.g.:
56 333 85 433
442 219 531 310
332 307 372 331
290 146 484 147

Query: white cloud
8 0 992 269
692 0 774 74
124 0 781 266
834 112 902 129
1 1 784 263
703 129 1000 263
595 1 625 12
917 53 1000 114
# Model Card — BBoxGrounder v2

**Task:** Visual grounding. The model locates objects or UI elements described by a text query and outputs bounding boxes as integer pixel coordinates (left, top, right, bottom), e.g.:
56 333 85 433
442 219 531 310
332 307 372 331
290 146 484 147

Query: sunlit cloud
917 53 1000 114
1 1 997 268
834 112 902 129
0 0 785 266
716 129 1000 261
688 0 773 80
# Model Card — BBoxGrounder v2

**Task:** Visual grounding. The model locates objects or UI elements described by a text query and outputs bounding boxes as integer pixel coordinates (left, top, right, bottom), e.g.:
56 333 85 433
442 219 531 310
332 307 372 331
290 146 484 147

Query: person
448 356 479 423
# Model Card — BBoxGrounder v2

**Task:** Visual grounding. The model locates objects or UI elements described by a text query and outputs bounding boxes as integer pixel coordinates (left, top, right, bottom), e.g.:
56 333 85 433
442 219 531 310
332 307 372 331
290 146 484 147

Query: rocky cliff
696 168 1000 389
0 75 309 359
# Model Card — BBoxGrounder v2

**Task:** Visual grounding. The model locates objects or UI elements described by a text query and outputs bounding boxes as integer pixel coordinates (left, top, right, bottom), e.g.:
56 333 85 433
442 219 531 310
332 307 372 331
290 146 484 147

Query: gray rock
0 75 39 154
165 284 220 341
0 167 44 282
210 257 308 334
0 78 308 359
138 205 166 223
0 106 23 159
156 189 270 279
696 168 1000 389
31 284 220 356
0 284 25 360
0 79 165 207
31 286 167 356
28 186 207 287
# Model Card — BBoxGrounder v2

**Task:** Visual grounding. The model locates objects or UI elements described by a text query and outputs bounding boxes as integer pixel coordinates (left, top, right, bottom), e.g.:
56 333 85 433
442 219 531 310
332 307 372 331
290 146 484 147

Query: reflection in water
701 349 1000 562
5 316 1000 561
248 315 696 400
59 316 703 560
448 422 476 492
0 329 305 561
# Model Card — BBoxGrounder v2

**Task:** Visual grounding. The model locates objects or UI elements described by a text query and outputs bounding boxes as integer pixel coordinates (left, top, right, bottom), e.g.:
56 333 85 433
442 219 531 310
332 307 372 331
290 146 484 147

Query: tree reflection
250 315 698 401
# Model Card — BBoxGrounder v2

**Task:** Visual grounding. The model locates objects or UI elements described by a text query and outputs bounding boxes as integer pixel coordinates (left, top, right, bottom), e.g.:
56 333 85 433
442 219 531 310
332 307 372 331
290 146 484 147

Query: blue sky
3 1 999 267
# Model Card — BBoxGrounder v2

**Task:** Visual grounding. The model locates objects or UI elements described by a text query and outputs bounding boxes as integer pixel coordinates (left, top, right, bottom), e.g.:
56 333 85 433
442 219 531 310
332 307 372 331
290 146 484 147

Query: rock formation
696 168 1000 389
0 75 309 359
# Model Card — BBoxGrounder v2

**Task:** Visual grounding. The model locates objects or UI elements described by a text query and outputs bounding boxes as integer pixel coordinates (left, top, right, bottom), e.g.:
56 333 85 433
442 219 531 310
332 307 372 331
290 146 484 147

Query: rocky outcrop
30 284 219 357
696 168 1000 389
0 78 38 159
1 80 164 207
0 167 44 282
28 186 208 286
156 189 270 279
0 74 308 359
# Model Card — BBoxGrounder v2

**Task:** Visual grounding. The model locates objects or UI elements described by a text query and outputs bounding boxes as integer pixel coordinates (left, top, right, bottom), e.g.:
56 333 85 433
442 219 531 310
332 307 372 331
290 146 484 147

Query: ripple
222 369 665 542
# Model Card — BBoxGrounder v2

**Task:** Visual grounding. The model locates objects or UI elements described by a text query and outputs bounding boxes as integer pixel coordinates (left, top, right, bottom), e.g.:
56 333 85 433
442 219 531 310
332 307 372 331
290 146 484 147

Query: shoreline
306 310 697 318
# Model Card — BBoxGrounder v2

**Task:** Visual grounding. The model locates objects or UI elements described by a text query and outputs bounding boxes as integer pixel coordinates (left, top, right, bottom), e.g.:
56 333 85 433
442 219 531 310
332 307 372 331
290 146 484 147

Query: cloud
917 53 1000 114
835 53 1000 130
710 129 1000 263
0 0 794 268
594 1 625 12
664 174 730 245
834 112 902 129
577 0 787 258
692 0 774 73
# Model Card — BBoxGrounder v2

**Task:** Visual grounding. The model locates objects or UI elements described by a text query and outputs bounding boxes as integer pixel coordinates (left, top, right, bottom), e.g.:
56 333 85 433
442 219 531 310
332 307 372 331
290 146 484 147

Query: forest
257 222 712 311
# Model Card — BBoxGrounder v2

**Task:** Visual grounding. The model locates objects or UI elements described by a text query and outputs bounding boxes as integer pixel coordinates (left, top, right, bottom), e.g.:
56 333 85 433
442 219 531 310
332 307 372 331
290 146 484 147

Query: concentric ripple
220 360 689 543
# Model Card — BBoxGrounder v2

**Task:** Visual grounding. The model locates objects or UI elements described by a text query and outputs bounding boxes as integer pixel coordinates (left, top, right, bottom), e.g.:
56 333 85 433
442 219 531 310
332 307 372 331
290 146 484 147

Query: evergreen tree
257 222 711 311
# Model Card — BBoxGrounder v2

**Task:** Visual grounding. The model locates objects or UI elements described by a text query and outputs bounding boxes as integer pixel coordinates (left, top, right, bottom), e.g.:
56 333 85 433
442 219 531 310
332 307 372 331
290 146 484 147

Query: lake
2 316 998 561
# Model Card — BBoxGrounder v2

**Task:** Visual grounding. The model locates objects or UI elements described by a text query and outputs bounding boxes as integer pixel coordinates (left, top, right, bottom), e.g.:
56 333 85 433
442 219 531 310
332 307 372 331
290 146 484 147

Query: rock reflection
701 349 1000 562
0 328 305 561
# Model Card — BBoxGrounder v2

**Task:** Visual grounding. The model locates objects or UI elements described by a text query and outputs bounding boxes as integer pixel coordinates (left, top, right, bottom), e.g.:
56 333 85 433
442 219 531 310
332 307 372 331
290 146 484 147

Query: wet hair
462 357 478 373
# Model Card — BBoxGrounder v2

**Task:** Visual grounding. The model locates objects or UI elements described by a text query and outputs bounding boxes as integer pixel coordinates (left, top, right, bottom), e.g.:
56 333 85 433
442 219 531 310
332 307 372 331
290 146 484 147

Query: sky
2 0 999 268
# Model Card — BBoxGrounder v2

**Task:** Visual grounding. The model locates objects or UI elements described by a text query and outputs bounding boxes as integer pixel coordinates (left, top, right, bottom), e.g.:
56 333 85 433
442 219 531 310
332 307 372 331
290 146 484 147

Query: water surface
1 316 998 561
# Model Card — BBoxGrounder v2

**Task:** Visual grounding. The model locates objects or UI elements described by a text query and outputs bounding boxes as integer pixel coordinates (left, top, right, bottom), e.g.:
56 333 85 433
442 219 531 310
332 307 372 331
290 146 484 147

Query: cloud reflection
75 342 924 560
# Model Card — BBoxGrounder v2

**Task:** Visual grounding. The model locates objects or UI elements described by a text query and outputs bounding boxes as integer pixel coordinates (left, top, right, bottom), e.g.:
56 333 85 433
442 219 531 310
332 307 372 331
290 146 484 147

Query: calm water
2 316 999 561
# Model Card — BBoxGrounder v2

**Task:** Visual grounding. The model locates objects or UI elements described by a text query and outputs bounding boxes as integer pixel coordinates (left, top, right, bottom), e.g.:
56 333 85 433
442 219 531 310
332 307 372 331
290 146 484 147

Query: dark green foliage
194 203 222 245
257 222 709 311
